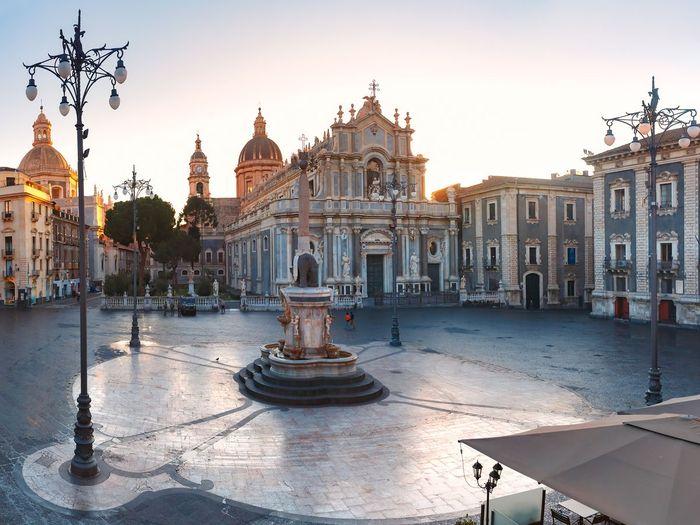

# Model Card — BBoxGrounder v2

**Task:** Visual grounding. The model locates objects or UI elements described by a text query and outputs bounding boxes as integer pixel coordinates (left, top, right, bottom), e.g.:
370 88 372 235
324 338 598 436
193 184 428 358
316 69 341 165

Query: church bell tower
188 134 210 198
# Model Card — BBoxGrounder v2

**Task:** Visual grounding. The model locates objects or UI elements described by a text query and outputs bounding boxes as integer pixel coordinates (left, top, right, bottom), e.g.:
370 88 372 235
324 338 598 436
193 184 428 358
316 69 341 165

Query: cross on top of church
369 79 380 98
298 133 308 151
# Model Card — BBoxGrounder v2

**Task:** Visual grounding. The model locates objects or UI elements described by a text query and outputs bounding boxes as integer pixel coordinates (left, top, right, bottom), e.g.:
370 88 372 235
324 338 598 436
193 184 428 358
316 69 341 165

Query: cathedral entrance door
366 254 384 297
427 263 441 292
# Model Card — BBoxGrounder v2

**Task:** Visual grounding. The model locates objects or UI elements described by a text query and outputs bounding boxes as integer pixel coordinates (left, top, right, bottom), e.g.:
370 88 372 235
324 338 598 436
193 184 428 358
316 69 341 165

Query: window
566 247 577 265
615 243 627 261
196 182 204 196
263 236 269 251
6 177 15 186
463 206 471 225
527 200 537 220
661 278 674 294
252 239 257 252
182 270 188 276
246 181 253 194
659 183 673 208
528 246 538 264
234 244 239 256
194 269 200 276
565 202 575 221
243 242 247 252
660 242 673 262
4 201 10 213
489 246 498 266
465 247 472 267
429 241 438 256
615 276 627 292
217 251 224 263
614 188 626 212
217 269 225 275
487 201 497 222
205 251 212 263
308 179 315 197
566 279 576 297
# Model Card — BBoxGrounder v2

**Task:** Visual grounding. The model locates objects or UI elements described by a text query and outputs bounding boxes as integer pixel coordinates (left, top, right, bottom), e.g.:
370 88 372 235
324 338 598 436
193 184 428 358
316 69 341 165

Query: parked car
178 296 196 316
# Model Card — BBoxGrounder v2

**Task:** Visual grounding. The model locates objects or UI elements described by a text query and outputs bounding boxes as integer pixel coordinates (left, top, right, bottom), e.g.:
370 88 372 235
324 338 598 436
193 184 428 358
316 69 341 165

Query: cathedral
197 87 460 298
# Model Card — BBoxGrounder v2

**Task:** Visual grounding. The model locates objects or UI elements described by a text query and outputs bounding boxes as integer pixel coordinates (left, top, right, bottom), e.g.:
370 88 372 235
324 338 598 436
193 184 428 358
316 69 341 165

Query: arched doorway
524 272 541 309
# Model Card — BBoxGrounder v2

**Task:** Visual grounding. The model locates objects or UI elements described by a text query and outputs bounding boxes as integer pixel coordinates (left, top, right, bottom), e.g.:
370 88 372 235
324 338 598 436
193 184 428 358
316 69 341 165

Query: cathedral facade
222 91 459 298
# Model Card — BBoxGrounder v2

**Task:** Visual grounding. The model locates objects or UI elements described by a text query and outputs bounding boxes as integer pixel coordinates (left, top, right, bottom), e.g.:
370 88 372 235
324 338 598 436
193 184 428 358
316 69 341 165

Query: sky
2 0 700 211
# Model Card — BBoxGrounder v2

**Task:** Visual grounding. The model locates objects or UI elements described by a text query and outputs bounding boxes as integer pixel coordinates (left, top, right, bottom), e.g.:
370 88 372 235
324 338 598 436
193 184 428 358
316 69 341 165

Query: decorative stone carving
410 252 419 277
341 253 351 278
213 279 219 297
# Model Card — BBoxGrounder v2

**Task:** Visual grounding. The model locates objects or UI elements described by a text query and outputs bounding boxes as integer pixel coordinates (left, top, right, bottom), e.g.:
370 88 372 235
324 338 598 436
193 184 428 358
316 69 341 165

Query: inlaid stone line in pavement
22 338 595 521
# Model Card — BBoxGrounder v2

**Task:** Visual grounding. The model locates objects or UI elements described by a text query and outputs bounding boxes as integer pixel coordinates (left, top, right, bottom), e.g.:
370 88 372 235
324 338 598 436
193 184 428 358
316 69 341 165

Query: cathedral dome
237 108 283 164
18 109 73 176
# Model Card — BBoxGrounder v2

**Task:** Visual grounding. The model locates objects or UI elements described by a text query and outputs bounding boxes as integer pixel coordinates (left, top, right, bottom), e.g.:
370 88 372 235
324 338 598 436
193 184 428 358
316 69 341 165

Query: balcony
604 258 632 272
2 211 13 221
32 248 42 258
2 248 13 259
44 215 51 226
484 260 500 271
31 212 39 222
31 270 40 278
658 259 680 273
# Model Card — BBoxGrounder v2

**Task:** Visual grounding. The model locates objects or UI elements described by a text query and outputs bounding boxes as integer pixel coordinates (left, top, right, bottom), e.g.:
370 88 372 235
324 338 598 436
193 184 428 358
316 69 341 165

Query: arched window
194 269 200 276
196 182 204 195
182 269 188 276
205 250 212 263
263 236 269 251
217 269 224 275
217 250 224 263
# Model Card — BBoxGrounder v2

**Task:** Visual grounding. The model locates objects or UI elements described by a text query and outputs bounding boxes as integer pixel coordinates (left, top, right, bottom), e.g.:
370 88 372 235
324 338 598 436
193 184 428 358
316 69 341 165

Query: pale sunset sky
2 0 700 210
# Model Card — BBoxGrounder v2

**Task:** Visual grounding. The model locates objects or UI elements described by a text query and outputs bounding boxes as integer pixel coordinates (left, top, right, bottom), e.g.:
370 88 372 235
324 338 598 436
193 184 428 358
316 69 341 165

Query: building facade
586 130 699 327
51 207 80 297
437 171 594 308
224 93 459 297
1 168 54 304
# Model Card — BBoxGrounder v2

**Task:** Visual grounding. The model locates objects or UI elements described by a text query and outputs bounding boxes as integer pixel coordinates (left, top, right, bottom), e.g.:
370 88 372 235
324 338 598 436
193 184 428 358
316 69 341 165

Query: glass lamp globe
57 55 71 80
638 119 651 136
122 187 128 196
59 96 70 117
109 88 121 110
25 78 38 101
411 190 417 198
629 137 641 153
687 120 700 139
604 129 615 146
679 135 691 148
114 59 127 84
113 191 119 201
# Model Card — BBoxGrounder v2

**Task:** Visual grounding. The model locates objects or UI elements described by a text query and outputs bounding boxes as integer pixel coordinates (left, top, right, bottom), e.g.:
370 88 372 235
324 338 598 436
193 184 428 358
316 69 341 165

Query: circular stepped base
236 357 387 406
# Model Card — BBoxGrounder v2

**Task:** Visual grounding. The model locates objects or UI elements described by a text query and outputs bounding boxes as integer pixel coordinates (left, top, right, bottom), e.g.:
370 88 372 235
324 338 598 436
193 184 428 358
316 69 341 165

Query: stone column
325 225 334 281
683 160 698 295
592 174 606 294
475 199 484 290
500 190 519 303
635 168 649 294
584 194 594 302
353 227 362 276
547 193 559 304
420 228 429 276
396 227 403 277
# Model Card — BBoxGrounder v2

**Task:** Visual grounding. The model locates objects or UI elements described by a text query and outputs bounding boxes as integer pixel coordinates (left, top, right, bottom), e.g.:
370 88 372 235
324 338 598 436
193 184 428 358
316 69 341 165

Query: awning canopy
460 411 700 525
621 393 700 417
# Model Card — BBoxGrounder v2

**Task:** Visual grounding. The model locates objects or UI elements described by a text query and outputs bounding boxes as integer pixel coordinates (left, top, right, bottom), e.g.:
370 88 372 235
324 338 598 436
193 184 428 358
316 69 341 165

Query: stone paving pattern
1 301 699 524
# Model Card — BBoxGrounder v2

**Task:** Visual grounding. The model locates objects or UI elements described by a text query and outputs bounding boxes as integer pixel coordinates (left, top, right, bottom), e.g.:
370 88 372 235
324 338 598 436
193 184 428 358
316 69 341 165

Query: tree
180 196 218 268
152 229 200 282
105 195 175 287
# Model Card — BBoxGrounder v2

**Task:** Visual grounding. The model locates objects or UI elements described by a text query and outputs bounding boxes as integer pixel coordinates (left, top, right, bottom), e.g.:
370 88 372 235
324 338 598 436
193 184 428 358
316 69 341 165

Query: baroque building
436 172 594 308
586 130 699 327
223 91 459 298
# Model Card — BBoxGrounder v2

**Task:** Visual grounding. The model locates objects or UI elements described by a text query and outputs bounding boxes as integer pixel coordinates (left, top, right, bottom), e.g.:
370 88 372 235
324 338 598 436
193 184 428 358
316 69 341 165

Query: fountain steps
236 359 386 406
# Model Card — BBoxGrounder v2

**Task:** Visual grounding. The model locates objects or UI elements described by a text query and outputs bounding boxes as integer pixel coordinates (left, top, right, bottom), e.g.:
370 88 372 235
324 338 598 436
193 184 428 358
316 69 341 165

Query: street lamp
602 76 697 406
113 166 153 348
23 10 128 478
472 459 503 525
370 174 416 347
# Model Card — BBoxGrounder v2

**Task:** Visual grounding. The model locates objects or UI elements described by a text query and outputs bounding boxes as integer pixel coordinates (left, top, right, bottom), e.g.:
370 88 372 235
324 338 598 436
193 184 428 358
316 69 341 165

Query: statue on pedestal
167 283 173 298
213 279 219 297
342 254 351 279
410 252 419 277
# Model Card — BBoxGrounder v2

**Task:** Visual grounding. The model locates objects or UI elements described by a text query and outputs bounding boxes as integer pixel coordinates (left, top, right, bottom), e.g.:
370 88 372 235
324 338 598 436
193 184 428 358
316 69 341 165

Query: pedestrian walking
344 309 354 330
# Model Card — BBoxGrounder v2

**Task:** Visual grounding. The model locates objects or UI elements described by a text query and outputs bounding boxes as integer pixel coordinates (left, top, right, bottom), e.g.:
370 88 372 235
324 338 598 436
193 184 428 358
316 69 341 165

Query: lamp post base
69 393 99 478
129 312 140 348
645 367 662 406
390 316 401 347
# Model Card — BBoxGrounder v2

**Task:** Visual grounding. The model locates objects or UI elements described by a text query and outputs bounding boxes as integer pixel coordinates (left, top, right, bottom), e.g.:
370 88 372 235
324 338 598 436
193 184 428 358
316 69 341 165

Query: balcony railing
604 258 632 271
2 249 13 258
658 259 680 272
2 211 13 221
484 260 500 271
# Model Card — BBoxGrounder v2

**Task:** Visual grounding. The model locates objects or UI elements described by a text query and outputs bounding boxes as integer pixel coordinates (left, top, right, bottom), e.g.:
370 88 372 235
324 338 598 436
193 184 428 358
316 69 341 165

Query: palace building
222 90 459 298
585 131 699 327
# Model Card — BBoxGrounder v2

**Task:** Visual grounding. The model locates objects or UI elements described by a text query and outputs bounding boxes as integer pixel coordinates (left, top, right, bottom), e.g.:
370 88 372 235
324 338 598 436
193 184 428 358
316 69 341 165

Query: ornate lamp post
602 77 698 405
113 166 153 348
370 175 417 346
23 10 128 478
472 459 503 525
